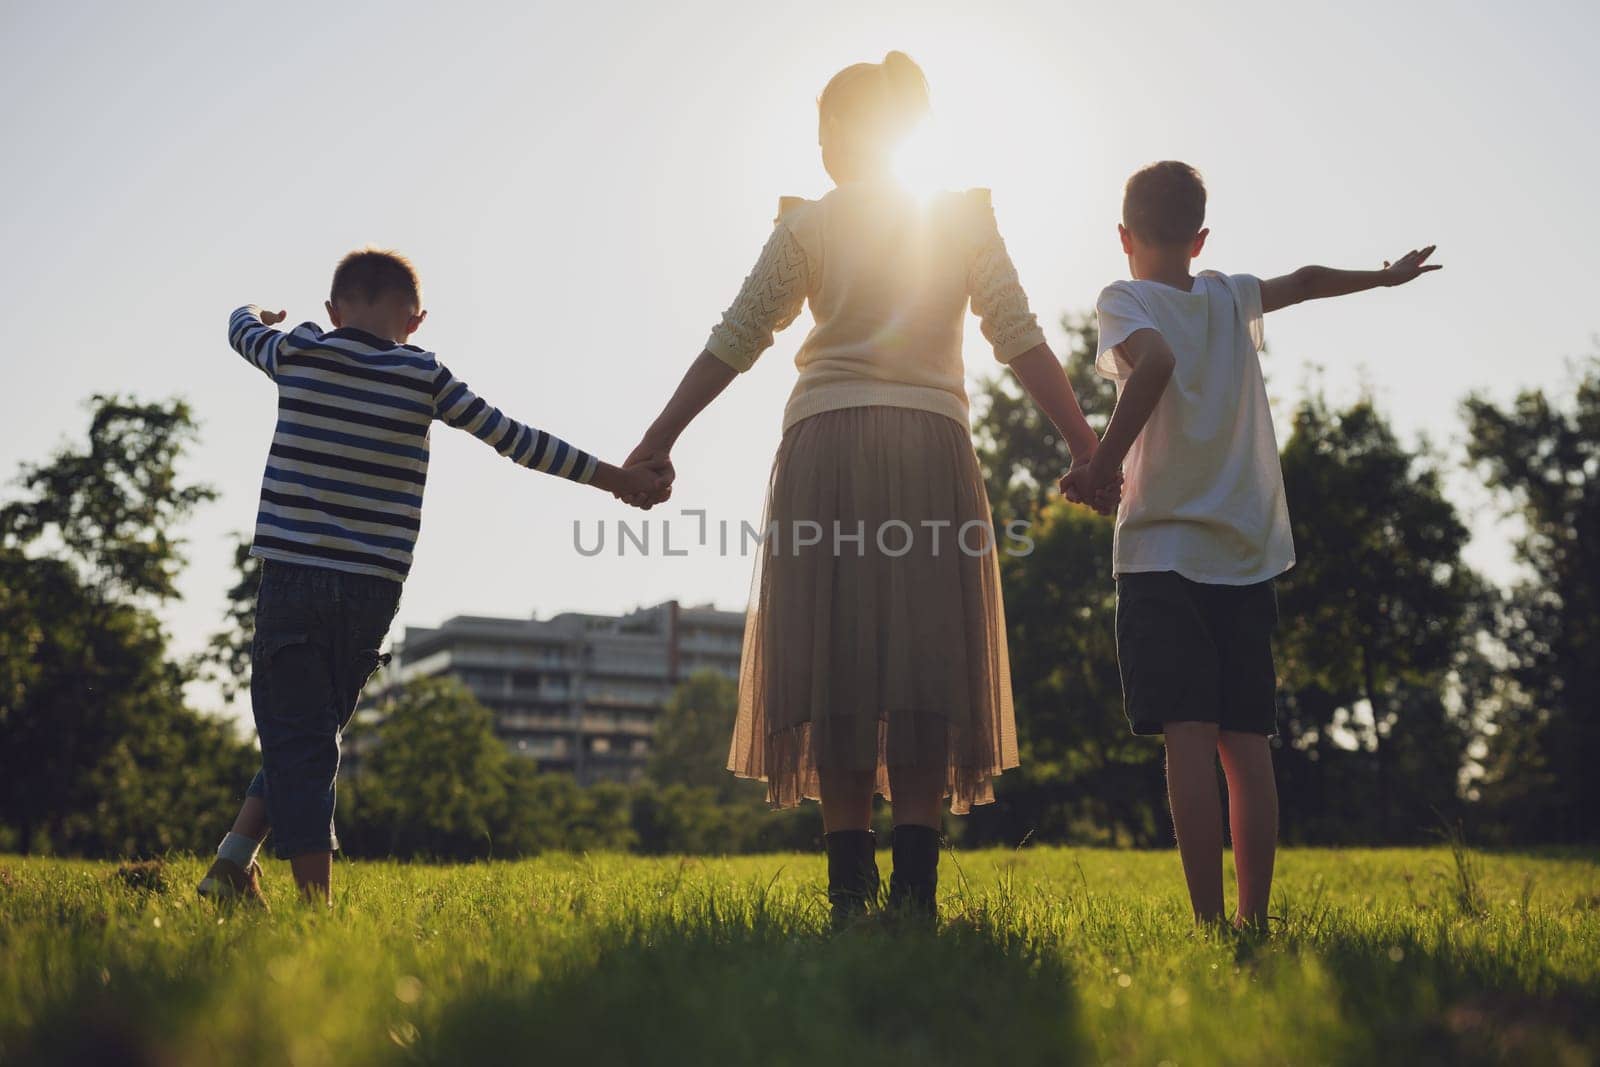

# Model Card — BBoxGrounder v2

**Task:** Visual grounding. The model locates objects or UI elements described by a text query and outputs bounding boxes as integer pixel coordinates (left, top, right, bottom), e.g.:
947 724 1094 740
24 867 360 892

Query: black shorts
1114 570 1279 737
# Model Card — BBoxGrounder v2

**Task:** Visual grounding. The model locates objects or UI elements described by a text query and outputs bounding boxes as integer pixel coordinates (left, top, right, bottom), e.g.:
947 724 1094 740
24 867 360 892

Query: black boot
887 824 941 926
824 829 880 930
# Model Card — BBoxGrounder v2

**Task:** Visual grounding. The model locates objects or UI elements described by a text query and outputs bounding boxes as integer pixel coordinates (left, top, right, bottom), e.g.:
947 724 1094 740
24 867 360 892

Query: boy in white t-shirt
1065 161 1440 928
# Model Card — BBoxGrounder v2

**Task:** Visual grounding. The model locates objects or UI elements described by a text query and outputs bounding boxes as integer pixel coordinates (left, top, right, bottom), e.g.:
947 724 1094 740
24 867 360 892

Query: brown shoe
197 857 269 910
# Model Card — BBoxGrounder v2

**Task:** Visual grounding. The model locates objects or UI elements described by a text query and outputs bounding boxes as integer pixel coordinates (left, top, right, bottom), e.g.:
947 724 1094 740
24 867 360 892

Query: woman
625 52 1107 926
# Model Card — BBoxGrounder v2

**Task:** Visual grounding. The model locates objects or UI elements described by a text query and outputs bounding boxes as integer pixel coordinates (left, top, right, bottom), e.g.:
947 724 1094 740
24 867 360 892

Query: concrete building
367 601 744 784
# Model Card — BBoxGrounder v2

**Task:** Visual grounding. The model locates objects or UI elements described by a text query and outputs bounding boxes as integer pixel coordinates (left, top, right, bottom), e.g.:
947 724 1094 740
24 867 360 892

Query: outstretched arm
433 366 671 507
227 305 289 377
1259 245 1441 313
434 365 598 482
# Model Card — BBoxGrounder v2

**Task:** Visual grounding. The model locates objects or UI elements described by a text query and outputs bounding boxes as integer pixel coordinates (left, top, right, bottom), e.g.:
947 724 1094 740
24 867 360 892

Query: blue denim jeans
244 560 401 859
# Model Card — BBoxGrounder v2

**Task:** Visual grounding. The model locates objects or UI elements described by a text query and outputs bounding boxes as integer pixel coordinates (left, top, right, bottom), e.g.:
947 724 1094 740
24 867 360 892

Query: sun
891 116 959 203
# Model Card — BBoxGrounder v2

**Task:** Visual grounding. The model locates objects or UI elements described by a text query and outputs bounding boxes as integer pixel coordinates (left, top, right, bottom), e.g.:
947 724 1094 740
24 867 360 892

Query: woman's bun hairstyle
819 51 930 152
879 51 930 137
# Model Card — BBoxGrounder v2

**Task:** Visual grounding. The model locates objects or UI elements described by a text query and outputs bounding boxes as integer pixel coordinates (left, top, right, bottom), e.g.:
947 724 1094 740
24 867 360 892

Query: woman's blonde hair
818 51 930 156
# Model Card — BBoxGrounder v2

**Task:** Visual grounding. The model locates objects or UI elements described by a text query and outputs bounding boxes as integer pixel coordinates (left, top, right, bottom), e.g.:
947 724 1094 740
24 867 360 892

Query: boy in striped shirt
198 249 669 906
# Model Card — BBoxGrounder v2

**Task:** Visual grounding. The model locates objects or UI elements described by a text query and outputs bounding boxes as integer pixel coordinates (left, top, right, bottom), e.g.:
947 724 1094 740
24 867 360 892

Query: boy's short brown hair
1123 161 1206 246
330 248 421 308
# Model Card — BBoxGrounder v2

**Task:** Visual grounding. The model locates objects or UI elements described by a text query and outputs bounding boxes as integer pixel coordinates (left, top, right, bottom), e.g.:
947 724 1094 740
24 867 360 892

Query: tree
1463 361 1600 841
499 765 637 854
973 314 1114 523
646 671 756 801
341 677 513 860
965 501 1165 847
968 318 1164 847
58 693 257 857
633 671 780 852
340 676 645 859
630 783 745 855
202 536 263 702
0 395 252 856
0 396 215 602
1275 395 1483 841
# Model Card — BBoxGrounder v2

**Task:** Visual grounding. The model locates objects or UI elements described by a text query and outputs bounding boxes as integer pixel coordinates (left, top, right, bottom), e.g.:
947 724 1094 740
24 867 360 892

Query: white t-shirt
1094 271 1294 585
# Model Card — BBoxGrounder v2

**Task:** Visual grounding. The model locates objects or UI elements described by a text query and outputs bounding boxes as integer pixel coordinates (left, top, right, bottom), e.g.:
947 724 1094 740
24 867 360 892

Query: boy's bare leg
229 795 270 841
1218 730 1278 928
1164 721 1225 923
289 852 333 905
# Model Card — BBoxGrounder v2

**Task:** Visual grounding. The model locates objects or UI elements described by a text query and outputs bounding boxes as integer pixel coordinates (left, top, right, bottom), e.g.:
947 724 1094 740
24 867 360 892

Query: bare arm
623 350 738 475
1260 245 1441 313
1079 328 1176 495
620 222 808 500
1007 342 1101 463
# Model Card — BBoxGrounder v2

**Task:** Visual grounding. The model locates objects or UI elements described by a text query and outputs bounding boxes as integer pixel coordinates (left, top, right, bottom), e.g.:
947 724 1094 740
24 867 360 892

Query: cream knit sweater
705 181 1047 431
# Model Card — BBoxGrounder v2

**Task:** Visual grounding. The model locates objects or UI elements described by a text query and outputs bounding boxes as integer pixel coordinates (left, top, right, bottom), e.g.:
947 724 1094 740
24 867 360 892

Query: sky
2 0 1596 722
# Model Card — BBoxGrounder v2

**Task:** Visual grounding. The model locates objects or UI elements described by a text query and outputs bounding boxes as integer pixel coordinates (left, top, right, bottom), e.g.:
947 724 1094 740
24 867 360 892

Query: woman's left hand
617 439 675 508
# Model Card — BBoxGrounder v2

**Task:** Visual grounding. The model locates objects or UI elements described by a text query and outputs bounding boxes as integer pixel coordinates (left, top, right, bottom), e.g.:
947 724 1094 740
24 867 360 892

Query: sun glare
892 118 958 202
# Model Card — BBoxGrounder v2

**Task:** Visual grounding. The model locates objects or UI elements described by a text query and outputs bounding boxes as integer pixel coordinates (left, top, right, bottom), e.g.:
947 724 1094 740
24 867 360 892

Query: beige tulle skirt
727 406 1018 814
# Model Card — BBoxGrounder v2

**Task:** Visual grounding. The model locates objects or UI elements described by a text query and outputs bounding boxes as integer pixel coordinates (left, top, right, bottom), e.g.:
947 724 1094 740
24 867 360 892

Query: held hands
612 452 674 510
608 435 676 510
1059 456 1122 517
1379 246 1442 286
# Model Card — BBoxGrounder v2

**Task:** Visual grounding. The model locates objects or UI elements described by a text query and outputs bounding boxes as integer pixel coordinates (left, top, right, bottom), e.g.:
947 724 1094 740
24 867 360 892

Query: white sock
217 832 262 869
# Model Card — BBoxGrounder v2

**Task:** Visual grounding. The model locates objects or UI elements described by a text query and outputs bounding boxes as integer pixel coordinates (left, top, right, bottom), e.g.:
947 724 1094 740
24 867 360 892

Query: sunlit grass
1 848 1596 1065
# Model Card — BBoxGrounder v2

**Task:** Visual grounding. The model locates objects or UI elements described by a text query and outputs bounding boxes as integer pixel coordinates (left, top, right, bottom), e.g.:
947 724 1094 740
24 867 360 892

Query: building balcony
581 692 664 710
496 712 576 732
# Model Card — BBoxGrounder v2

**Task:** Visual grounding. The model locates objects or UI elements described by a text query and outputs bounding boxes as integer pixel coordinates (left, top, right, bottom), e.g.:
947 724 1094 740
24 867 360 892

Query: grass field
1 846 1596 1066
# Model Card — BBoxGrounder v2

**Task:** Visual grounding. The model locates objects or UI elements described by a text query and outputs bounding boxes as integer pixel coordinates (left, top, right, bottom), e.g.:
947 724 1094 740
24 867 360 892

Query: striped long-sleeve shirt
228 305 598 581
